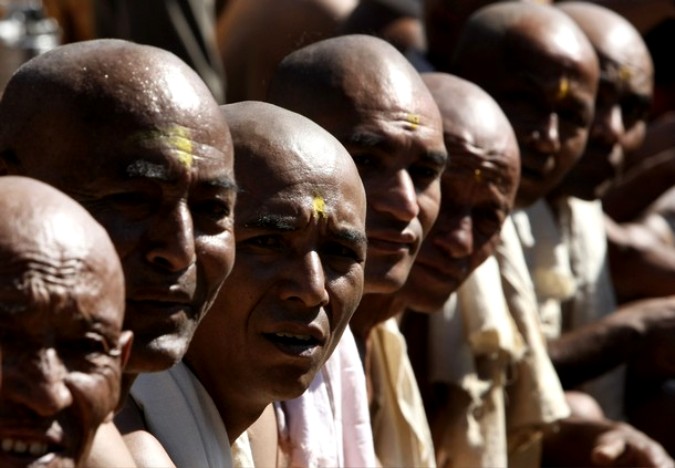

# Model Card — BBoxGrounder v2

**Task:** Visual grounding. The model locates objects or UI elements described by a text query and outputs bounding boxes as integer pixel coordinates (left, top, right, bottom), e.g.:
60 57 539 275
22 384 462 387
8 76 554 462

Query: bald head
0 38 229 182
0 176 125 321
186 102 367 435
452 3 599 207
269 34 441 136
0 39 237 374
554 2 653 200
269 34 447 295
401 73 520 312
0 176 128 466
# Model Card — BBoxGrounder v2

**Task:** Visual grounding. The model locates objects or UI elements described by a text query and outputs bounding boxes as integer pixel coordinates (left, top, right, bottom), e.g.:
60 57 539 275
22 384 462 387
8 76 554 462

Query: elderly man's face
18 118 236 374
558 52 652 200
486 24 597 207
0 252 127 466
192 151 367 400
403 141 517 312
324 94 447 294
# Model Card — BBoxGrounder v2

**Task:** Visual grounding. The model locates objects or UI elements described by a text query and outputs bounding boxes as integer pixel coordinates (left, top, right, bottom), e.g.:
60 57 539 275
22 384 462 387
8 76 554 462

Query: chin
127 336 189 373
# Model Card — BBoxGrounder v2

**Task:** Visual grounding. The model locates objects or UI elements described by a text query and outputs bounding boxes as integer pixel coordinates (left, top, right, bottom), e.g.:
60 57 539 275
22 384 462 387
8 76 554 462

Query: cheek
196 231 236 292
66 367 122 428
418 185 442 236
329 270 364 328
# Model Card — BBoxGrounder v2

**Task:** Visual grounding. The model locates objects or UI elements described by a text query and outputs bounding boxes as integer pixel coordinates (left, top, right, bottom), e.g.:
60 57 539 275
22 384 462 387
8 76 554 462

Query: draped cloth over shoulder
370 317 436 468
277 326 377 468
515 199 625 419
130 361 234 468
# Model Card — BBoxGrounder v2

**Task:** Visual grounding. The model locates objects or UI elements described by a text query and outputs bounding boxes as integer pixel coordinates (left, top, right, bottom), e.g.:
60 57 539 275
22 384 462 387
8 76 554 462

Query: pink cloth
278 326 376 467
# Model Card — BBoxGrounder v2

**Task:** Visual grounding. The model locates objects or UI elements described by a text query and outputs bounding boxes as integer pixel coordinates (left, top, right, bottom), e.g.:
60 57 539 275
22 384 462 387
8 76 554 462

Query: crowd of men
1 0 675 467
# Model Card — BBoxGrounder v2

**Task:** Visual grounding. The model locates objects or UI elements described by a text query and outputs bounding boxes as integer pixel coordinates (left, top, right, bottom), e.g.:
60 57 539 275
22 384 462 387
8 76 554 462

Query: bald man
554 3 675 456
127 101 368 466
0 176 132 467
269 34 447 467
0 38 237 466
449 3 673 466
394 72 559 468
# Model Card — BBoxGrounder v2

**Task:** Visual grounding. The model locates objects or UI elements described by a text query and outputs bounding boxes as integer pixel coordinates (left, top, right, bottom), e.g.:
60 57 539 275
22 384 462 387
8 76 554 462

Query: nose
5 349 73 416
433 213 474 258
279 250 330 307
145 202 196 271
592 104 624 148
371 169 419 222
531 113 561 155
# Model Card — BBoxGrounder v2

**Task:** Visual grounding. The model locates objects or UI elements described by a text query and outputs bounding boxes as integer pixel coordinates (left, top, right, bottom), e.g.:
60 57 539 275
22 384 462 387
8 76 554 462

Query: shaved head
0 176 128 467
0 39 237 374
555 2 653 200
269 34 447 295
452 3 599 207
402 73 520 312
186 101 367 439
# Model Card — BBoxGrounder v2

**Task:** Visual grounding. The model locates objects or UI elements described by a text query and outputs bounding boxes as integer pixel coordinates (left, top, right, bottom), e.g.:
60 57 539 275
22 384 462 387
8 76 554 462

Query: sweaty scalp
268 34 439 126
0 39 228 159
453 2 597 83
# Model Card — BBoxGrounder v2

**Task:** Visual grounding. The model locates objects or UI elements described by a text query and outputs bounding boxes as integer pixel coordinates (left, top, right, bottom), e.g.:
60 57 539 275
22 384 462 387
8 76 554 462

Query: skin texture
0 39 237 377
185 102 367 443
0 176 131 468
400 72 520 313
553 2 654 201
450 2 599 208
269 34 447 306
424 0 552 73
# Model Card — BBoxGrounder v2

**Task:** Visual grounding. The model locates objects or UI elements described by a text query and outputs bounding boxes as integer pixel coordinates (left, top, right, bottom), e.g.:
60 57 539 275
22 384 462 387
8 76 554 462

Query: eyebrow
206 176 238 191
243 214 298 232
333 227 368 247
347 131 447 165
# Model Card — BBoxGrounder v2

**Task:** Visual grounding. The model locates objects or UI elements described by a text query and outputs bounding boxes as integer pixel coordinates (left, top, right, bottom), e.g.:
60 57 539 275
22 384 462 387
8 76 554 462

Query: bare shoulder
113 398 176 468
85 421 137 467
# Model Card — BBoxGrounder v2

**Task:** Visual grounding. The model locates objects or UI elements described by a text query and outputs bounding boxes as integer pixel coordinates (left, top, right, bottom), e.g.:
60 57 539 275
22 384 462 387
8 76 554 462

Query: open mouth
0 437 62 463
264 332 322 356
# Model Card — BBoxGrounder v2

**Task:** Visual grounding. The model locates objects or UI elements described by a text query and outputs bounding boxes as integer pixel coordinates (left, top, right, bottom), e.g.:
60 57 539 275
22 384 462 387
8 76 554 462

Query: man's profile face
191 149 367 401
558 51 652 200
322 93 447 294
402 141 517 312
15 113 237 374
484 22 597 207
0 248 126 467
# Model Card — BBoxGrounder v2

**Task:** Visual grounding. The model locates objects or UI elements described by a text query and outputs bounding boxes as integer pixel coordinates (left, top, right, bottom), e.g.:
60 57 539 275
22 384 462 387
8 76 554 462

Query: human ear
118 330 134 372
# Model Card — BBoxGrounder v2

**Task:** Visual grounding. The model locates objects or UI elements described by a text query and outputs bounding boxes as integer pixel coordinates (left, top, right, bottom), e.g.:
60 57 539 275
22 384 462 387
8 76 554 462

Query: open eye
193 199 231 221
322 241 363 262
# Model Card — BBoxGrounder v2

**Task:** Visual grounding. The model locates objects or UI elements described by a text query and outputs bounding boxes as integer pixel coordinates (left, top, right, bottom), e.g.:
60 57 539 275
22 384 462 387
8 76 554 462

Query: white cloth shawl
131 361 234 468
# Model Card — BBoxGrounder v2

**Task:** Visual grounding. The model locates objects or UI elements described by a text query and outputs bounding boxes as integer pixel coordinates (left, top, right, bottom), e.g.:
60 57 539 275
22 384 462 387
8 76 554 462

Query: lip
368 230 417 253
414 256 468 284
262 321 327 359
0 425 67 465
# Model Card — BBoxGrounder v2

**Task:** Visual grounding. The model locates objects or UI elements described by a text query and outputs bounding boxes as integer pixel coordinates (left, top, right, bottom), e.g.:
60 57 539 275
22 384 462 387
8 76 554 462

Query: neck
349 292 407 361
183 354 266 445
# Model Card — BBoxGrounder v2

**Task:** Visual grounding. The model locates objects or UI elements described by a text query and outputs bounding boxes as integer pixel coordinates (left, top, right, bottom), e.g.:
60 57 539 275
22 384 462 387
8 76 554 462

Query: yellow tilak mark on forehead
168 127 193 168
313 195 327 219
406 113 420 130
556 76 570 101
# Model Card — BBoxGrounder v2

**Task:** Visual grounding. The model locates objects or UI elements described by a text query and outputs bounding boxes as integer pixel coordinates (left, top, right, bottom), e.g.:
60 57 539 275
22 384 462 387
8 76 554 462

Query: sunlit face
556 44 653 200
479 21 598 207
187 148 367 403
321 94 447 294
10 115 236 374
0 248 126 467
401 135 518 313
